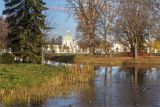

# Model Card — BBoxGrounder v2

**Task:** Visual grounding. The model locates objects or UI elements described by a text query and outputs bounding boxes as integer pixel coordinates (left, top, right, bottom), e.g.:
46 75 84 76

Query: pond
1 64 160 107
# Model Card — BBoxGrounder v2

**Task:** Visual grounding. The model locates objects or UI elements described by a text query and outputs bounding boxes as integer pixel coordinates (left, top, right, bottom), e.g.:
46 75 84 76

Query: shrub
14 51 41 63
0 53 15 64
27 55 41 64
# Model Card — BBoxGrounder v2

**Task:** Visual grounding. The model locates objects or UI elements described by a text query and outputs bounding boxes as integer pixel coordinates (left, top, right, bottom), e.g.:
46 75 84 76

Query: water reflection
91 66 160 107
1 65 160 107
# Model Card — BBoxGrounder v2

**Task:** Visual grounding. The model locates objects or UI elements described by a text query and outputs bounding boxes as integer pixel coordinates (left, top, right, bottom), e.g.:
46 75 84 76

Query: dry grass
74 55 160 65
0 64 95 106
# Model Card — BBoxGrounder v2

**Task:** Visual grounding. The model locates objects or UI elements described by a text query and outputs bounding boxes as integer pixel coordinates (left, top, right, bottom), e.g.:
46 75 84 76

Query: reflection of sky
45 66 160 107
93 66 160 107
47 98 78 107
93 66 160 87
146 68 160 80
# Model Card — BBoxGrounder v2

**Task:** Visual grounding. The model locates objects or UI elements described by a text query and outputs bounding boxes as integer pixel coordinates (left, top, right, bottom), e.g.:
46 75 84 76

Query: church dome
63 30 73 41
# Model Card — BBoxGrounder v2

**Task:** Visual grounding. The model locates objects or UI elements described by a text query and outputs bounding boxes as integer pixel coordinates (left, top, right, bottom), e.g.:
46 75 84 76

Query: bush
14 51 41 63
0 53 15 64
26 55 41 63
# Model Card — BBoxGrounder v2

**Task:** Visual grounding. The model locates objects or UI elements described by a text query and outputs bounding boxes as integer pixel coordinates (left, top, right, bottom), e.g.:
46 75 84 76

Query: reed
0 63 95 106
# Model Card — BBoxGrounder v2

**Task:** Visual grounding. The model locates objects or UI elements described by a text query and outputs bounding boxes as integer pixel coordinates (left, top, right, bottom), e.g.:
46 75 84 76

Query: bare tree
153 0 160 16
152 0 160 42
50 35 62 45
97 0 119 56
67 0 159 57
67 0 105 55
114 0 154 58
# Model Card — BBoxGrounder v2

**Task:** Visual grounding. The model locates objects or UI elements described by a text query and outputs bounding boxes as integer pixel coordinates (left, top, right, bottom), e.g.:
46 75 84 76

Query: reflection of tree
107 65 160 87
29 98 46 107
107 66 160 106
103 66 109 107
117 66 154 85
50 36 62 45
93 66 160 106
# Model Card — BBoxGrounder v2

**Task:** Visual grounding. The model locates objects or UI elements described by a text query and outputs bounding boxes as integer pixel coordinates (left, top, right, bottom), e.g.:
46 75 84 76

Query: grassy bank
0 63 95 106
0 64 94 89
0 64 65 89
49 54 160 65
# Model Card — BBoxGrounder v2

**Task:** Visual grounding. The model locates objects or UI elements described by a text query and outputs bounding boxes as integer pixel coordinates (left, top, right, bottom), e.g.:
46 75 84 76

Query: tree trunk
109 32 112 57
89 47 95 55
41 47 44 65
110 47 112 57
130 46 134 57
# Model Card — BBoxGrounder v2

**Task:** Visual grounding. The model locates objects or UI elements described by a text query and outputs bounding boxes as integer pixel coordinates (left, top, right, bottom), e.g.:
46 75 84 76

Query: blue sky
0 0 77 38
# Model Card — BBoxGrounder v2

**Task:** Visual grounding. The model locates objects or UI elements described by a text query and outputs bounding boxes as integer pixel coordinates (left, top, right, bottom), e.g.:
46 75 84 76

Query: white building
54 30 86 53
62 30 74 47
52 30 130 54
112 43 130 53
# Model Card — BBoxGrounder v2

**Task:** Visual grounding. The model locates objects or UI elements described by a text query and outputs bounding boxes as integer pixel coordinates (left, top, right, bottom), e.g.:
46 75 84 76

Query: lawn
0 64 65 89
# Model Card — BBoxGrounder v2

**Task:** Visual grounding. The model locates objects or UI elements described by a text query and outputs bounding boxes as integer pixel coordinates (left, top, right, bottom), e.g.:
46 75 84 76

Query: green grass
0 64 66 89
0 63 95 106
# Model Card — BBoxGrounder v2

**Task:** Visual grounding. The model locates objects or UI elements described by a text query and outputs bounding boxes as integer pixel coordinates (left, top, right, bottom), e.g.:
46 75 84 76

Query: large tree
67 0 105 55
114 0 154 58
97 0 118 55
3 0 47 62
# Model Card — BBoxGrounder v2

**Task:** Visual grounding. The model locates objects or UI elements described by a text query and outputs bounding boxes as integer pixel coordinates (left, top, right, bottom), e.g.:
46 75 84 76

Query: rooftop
63 30 73 41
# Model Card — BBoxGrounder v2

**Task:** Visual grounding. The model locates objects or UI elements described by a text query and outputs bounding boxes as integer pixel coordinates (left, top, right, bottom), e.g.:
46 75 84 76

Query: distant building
47 30 132 54
145 36 159 53
112 43 130 53
53 30 89 54
62 30 76 53
62 30 74 48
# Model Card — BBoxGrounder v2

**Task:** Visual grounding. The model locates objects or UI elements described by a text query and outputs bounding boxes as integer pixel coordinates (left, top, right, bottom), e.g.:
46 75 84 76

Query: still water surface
2 65 160 107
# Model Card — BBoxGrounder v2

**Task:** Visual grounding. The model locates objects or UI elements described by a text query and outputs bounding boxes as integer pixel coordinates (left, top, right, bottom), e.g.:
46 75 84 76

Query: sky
0 0 77 38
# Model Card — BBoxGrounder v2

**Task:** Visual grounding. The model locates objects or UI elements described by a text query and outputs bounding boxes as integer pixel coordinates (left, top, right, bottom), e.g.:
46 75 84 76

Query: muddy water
1 66 160 107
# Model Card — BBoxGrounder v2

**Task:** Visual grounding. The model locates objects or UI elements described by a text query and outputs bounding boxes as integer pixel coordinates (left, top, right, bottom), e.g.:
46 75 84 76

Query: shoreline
0 63 94 105
49 54 160 66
